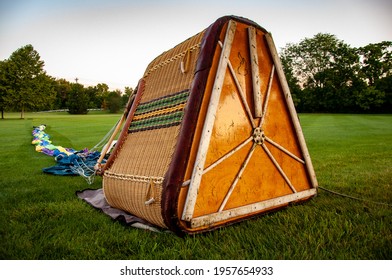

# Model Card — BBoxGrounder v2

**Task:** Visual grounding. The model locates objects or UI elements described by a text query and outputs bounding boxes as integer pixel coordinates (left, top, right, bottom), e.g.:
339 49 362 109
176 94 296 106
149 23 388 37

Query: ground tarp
76 188 163 232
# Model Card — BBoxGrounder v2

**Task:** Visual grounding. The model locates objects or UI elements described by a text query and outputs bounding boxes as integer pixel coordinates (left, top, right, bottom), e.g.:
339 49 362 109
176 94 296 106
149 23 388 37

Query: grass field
0 112 391 260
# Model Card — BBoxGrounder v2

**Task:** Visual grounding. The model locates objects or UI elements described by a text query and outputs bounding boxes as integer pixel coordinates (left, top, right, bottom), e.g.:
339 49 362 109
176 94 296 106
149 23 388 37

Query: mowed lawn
0 112 391 260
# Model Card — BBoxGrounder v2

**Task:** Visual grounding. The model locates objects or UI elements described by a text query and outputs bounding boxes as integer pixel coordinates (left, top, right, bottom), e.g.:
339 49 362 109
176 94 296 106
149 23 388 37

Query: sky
1 0 391 90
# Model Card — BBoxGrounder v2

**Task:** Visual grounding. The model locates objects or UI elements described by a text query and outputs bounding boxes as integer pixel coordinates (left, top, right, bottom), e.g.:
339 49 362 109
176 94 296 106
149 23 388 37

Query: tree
106 90 122 113
280 34 363 112
358 41 392 86
67 83 89 114
280 34 340 89
374 75 392 113
122 86 134 108
54 78 72 109
0 60 7 119
354 86 385 112
94 83 109 109
1 44 55 118
280 54 301 108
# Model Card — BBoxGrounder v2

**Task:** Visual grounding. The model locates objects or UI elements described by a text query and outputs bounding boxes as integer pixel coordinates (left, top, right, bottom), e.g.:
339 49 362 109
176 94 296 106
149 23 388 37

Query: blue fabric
43 151 103 176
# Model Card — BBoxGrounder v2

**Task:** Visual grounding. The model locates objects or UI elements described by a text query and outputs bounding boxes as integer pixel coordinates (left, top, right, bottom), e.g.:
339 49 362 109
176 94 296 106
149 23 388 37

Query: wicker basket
102 16 318 235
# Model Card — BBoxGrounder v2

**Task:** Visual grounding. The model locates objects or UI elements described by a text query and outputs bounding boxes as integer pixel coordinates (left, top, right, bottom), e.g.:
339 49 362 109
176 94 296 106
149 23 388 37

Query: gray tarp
76 188 163 233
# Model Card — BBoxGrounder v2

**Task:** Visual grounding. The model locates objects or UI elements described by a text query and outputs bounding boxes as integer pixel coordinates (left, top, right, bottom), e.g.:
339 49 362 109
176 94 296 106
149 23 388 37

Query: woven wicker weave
103 31 205 228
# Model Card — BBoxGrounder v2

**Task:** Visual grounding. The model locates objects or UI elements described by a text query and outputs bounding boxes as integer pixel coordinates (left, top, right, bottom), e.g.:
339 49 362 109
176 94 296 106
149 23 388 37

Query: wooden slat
248 27 262 118
260 65 275 126
262 143 297 193
182 136 253 187
218 143 257 212
181 20 237 221
226 54 256 128
218 40 255 128
190 188 317 228
265 136 305 164
264 33 318 188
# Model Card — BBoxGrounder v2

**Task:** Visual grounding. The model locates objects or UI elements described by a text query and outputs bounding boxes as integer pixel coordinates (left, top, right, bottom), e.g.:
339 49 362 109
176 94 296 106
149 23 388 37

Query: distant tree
67 83 89 114
354 41 391 112
280 34 363 112
54 78 72 109
358 41 392 86
280 50 301 108
88 83 109 109
374 75 392 113
122 86 134 108
280 34 343 88
1 44 55 118
354 86 385 112
106 90 122 113
85 86 99 109
98 83 110 108
0 60 7 119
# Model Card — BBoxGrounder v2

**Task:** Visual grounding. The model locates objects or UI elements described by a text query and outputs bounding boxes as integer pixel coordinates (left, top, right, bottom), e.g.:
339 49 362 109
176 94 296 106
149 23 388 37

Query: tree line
0 44 133 119
280 34 391 113
1 35 391 119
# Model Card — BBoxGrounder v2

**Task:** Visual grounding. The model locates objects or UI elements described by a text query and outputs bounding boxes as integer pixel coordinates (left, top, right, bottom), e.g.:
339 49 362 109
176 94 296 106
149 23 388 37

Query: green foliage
281 35 392 113
86 83 110 109
0 45 56 118
0 113 391 259
67 83 90 114
53 78 72 109
122 86 134 108
0 44 134 117
358 41 392 86
375 75 392 112
355 87 385 111
106 90 122 113
0 60 7 118
1 38 390 117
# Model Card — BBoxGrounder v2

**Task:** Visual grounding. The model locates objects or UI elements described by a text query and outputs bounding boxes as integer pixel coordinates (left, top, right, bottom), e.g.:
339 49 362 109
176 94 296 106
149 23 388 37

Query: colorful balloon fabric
32 124 77 156
32 124 103 178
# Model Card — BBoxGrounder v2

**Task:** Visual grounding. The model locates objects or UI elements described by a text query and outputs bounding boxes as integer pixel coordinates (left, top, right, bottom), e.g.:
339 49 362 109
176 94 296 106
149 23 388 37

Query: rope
70 118 122 184
318 186 392 207
144 43 200 77
90 118 121 152
103 171 164 184
145 178 156 205
70 155 97 184
180 48 191 74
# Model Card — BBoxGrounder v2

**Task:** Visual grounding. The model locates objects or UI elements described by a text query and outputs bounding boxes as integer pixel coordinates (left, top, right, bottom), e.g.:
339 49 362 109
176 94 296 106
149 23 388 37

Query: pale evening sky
1 0 391 90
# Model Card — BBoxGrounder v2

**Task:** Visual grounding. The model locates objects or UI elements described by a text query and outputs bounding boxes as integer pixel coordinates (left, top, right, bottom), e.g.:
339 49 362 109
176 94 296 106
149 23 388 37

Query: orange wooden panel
178 19 315 232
